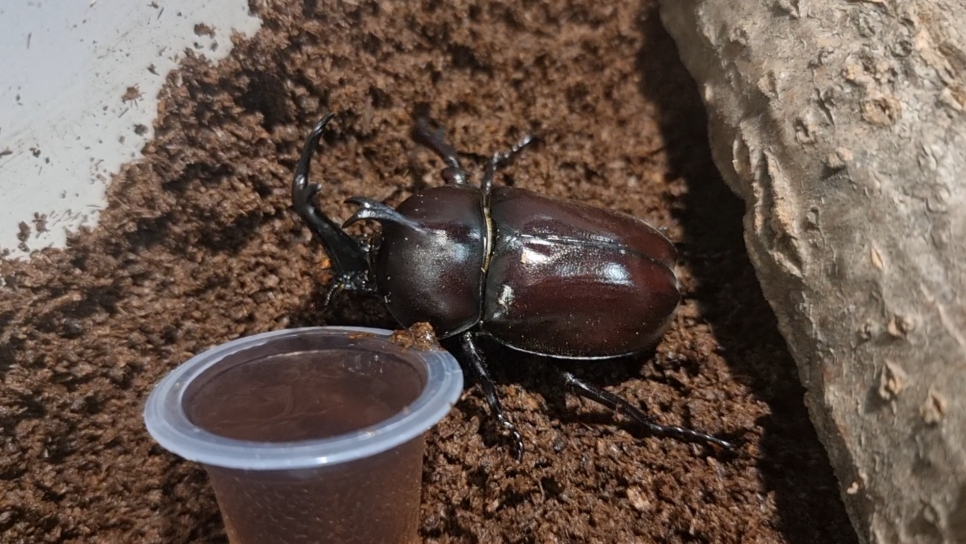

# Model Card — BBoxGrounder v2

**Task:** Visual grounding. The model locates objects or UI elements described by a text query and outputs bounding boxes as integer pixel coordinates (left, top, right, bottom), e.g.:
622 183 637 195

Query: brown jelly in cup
144 327 463 544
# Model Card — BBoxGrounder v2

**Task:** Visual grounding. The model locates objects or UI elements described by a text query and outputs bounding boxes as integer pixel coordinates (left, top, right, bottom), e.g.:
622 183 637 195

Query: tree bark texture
659 1 966 543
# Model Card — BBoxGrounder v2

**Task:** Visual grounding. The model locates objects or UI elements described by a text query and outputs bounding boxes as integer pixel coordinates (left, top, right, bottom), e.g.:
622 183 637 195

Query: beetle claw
497 422 525 461
321 271 377 308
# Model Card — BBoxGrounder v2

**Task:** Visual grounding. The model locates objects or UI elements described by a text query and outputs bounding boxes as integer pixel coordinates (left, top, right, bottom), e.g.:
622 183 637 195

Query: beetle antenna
413 116 470 185
461 333 525 460
292 114 374 291
558 370 736 452
481 135 537 194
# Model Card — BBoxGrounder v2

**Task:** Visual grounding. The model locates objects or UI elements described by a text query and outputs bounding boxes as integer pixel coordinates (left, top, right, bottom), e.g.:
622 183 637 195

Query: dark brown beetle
292 113 733 457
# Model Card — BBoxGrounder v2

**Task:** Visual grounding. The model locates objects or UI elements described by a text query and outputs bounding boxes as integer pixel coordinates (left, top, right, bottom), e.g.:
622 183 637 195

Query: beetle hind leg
673 242 734 261
557 370 735 452
460 333 525 460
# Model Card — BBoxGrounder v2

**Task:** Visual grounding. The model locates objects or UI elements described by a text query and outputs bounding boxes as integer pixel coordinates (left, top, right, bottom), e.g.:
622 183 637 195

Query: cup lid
144 326 463 470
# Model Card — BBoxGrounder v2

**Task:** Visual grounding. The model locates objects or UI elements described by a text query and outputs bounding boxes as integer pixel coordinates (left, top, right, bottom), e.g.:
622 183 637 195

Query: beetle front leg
557 370 735 452
412 116 470 185
460 333 525 460
293 114 374 292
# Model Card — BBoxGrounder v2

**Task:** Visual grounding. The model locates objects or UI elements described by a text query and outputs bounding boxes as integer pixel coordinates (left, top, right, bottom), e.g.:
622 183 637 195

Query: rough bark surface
659 1 966 543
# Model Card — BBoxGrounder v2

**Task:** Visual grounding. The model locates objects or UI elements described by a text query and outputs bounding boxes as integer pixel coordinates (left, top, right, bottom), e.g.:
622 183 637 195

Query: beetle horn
343 197 426 231
292 114 372 281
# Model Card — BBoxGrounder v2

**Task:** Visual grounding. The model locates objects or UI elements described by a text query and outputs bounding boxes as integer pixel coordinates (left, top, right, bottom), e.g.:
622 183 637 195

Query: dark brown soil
0 1 857 543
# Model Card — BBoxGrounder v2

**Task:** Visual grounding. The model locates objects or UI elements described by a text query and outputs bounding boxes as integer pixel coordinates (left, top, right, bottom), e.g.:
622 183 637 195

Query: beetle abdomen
374 185 487 338
482 188 680 358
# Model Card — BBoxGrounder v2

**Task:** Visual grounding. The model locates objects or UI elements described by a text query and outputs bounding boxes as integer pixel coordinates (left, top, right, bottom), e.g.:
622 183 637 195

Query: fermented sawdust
0 1 855 542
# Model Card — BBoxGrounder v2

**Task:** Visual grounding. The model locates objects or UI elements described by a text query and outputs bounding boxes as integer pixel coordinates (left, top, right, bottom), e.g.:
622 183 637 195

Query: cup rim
143 326 463 470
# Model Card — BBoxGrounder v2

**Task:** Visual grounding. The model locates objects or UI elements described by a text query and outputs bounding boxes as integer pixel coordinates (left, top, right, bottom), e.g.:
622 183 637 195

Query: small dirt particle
194 23 216 37
122 85 141 103
626 487 650 512
390 322 440 351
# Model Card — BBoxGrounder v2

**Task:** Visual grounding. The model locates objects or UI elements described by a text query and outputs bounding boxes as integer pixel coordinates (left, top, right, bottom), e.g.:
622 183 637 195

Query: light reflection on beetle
292 112 734 458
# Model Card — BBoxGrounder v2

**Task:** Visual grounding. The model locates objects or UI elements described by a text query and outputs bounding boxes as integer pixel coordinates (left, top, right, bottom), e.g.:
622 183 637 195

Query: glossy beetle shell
372 185 486 338
373 186 679 358
482 188 679 358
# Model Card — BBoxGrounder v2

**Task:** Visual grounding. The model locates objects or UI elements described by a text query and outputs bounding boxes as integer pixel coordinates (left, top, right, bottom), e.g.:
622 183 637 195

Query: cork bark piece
660 1 966 542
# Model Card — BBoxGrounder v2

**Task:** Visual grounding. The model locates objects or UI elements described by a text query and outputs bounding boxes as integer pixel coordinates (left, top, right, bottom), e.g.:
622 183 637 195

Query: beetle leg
480 134 537 195
460 333 525 460
293 114 374 290
673 242 734 261
557 370 735 451
412 116 470 185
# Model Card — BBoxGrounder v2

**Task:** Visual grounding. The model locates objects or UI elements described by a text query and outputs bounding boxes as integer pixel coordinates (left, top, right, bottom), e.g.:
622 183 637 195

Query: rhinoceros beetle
292 113 734 457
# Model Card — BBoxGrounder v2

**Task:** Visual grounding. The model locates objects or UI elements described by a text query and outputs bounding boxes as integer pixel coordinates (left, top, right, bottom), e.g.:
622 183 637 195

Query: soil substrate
0 1 856 543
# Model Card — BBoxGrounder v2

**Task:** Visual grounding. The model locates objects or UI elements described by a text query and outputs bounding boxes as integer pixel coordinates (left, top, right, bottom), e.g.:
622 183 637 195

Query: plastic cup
143 326 463 544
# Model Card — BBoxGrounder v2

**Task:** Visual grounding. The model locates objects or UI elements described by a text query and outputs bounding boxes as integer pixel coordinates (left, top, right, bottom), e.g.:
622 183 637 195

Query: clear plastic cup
143 326 463 544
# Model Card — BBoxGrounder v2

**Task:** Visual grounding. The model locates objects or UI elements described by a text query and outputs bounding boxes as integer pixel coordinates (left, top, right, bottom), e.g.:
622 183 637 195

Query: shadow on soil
635 5 857 544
